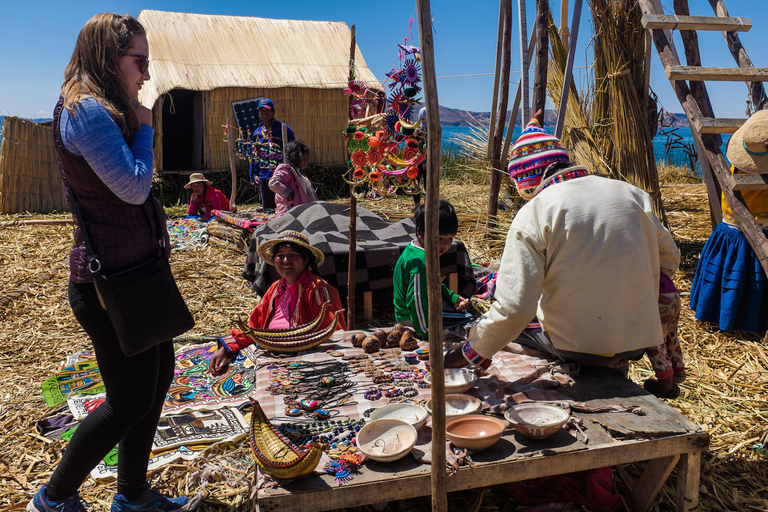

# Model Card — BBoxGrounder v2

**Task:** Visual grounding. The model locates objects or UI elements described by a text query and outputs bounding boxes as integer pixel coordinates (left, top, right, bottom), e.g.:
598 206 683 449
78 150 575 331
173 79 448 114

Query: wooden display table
256 369 708 512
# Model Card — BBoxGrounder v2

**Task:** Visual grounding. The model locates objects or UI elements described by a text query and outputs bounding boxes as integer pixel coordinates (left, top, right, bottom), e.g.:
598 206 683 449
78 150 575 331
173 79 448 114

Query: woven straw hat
726 110 768 173
507 113 570 200
257 231 325 267
184 173 212 189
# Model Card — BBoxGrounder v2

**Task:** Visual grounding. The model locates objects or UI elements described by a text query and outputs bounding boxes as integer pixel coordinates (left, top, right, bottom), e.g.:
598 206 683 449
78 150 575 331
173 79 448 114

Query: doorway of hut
162 89 203 172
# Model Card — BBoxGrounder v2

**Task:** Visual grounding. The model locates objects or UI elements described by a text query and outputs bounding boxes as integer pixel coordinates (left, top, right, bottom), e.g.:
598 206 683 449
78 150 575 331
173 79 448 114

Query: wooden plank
532 0 549 123
665 65 768 81
676 450 702 511
730 173 768 191
363 291 372 324
641 14 750 32
448 273 458 294
692 117 744 134
631 455 680 512
555 0 584 139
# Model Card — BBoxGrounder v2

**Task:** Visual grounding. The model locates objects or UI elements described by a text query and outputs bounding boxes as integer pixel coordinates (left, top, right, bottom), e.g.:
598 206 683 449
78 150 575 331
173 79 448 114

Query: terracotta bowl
424 368 478 394
356 419 418 462
426 393 482 420
445 414 507 451
504 403 570 440
369 403 429 430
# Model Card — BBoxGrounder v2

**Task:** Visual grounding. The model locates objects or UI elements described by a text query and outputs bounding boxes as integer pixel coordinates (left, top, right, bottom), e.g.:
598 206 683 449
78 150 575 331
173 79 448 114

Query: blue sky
1 0 766 120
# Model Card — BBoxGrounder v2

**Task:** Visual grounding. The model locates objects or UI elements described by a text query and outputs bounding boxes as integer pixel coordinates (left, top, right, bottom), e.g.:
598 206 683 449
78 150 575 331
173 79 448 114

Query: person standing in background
249 98 295 211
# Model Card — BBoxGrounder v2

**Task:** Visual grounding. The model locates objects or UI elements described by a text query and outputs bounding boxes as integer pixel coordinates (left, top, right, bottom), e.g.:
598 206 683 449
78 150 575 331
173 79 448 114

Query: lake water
442 125 730 174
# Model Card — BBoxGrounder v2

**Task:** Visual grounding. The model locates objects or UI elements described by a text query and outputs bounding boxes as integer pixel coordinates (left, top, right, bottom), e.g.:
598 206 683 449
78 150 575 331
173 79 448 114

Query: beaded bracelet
403 387 418 398
363 388 382 400
363 407 376 417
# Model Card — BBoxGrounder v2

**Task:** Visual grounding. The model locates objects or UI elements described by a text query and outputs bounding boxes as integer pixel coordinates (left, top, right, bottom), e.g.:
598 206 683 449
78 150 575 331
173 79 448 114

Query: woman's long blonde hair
61 13 145 140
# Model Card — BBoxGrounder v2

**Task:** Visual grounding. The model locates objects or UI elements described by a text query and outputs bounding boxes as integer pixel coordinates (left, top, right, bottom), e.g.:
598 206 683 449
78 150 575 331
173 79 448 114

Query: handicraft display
344 44 426 199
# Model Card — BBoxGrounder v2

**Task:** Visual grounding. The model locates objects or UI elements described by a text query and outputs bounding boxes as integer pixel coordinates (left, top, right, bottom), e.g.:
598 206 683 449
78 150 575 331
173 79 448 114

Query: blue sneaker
27 485 88 512
110 487 188 511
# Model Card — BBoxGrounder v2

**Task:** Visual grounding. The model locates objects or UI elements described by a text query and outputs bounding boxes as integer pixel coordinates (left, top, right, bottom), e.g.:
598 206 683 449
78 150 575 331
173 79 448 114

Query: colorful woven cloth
213 209 274 231
41 352 104 406
167 218 208 251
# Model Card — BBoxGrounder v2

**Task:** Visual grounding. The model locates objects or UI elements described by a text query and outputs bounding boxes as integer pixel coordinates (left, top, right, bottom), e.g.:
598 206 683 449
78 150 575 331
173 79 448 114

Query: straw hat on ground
184 173 212 189
726 110 768 174
257 231 325 267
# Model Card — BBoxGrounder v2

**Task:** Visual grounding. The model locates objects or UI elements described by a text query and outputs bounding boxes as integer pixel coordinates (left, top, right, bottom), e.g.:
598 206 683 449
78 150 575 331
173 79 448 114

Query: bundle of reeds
588 0 666 222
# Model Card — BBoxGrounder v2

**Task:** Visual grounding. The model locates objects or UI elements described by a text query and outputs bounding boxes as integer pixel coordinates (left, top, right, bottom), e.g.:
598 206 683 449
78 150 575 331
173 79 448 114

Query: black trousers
46 281 175 500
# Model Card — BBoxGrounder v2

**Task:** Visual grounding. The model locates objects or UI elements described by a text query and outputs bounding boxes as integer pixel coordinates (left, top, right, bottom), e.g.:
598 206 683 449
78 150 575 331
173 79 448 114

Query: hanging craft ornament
344 39 426 198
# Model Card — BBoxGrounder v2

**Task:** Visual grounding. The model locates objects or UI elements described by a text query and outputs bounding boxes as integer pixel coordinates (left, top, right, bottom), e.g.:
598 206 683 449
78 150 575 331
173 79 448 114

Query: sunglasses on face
125 53 149 74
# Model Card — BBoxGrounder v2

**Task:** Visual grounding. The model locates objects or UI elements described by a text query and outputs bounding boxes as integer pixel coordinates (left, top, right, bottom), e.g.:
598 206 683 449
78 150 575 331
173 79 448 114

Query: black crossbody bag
64 180 195 356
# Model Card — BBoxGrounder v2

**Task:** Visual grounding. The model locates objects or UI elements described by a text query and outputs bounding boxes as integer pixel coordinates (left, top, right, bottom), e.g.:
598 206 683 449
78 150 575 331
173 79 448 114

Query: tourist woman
209 231 346 375
28 13 189 512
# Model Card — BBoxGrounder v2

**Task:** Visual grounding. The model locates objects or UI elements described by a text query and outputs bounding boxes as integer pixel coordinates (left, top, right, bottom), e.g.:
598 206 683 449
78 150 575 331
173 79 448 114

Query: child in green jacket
393 199 471 338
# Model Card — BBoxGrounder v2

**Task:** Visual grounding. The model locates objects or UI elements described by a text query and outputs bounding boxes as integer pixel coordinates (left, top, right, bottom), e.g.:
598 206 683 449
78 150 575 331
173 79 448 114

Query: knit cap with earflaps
507 111 571 200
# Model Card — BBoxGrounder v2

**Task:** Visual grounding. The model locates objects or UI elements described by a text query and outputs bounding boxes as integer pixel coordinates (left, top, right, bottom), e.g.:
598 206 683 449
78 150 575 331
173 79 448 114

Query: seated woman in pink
186 172 230 220
208 231 346 375
269 141 318 218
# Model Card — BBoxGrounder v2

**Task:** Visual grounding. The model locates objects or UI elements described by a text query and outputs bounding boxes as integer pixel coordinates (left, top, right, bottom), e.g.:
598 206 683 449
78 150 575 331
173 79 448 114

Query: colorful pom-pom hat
507 111 570 200
257 231 325 267
726 109 768 173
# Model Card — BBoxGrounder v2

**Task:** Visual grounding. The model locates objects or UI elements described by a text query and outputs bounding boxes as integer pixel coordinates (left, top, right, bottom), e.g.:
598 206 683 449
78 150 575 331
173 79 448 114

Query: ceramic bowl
425 393 482 419
356 419 418 462
369 403 429 431
445 414 507 451
424 368 478 394
504 403 570 440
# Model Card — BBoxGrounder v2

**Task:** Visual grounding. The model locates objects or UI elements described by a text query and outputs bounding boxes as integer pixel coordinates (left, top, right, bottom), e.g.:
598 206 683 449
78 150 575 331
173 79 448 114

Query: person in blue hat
249 98 295 210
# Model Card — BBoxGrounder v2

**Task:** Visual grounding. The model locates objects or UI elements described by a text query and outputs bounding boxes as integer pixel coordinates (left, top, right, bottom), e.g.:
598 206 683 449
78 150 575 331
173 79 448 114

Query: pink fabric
269 163 318 218
187 186 230 220
268 282 298 329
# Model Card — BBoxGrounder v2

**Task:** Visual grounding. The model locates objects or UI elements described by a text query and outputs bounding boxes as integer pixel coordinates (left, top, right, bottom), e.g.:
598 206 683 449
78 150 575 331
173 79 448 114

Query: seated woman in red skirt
209 231 346 375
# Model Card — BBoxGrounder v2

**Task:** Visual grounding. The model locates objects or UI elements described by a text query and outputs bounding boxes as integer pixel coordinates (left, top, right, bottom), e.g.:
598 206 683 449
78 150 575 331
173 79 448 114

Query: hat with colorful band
507 112 570 200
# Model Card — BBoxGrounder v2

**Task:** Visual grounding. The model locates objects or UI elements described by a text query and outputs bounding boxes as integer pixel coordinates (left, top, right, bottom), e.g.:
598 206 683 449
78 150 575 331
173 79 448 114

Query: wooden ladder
639 0 768 281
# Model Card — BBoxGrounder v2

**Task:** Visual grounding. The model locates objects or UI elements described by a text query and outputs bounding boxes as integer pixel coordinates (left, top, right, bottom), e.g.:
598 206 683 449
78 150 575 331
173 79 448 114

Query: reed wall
0 117 64 214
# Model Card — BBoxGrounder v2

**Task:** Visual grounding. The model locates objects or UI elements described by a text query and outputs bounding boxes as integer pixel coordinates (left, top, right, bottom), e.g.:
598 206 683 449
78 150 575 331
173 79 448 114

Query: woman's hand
134 100 153 126
209 346 232 376
444 348 469 368
454 297 469 311
189 192 199 202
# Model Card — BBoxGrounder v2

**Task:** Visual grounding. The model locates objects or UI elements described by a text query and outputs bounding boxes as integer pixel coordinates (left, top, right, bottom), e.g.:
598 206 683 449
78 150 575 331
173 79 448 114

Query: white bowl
356 419 418 462
426 393 482 419
424 368 478 394
504 403 570 439
369 403 429 430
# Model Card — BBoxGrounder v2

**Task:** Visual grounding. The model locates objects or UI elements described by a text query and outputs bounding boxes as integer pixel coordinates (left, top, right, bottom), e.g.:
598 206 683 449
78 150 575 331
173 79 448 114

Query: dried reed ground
1 169 767 511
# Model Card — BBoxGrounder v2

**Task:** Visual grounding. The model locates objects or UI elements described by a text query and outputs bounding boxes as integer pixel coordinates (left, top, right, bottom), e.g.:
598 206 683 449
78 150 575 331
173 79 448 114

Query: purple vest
53 98 170 283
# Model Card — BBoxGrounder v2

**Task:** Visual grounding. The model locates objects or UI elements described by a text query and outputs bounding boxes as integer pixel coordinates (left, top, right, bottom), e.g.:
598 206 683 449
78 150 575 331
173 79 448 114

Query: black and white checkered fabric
242 201 476 298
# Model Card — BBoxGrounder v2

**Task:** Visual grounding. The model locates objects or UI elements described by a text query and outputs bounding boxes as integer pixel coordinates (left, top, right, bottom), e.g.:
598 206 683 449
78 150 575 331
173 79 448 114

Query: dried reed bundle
589 0 666 223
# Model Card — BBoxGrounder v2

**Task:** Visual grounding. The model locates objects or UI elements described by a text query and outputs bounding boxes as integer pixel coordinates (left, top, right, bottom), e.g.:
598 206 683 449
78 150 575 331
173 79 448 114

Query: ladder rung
642 14 751 32
731 173 768 191
666 66 768 82
692 117 745 134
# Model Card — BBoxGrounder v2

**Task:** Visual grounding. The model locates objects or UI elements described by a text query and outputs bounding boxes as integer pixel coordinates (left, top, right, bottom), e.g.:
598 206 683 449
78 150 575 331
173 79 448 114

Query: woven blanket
41 352 104 406
167 218 208 251
213 209 274 231
242 201 476 297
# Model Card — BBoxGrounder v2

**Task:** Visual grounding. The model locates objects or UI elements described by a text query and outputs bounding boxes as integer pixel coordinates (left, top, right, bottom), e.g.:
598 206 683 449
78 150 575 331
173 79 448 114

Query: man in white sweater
445 116 680 370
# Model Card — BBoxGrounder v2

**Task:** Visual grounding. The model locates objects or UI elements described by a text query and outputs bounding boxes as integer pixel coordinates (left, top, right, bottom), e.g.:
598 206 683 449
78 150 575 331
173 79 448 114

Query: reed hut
0 117 64 214
136 10 382 174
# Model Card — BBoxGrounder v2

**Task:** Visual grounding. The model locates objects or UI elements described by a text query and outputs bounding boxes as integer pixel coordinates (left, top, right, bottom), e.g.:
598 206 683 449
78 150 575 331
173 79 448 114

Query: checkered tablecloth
241 201 476 298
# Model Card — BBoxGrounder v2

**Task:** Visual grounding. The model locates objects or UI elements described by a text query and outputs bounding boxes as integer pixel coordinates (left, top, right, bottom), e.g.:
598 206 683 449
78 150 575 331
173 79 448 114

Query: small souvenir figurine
363 336 381 353
400 333 418 352
351 332 366 347
387 332 400 348
372 329 387 345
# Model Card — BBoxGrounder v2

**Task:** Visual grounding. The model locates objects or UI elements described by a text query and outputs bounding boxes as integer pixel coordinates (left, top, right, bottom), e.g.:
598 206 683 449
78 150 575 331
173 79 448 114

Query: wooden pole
347 24 357 329
532 0 550 125
502 31 537 165
487 0 506 160
554 0 583 139
486 0 513 232
560 0 571 51
518 0 530 124
415 2 447 510
226 117 238 211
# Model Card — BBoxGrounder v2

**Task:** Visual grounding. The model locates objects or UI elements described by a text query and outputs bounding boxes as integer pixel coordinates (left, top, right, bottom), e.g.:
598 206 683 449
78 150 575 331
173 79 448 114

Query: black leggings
46 282 175 500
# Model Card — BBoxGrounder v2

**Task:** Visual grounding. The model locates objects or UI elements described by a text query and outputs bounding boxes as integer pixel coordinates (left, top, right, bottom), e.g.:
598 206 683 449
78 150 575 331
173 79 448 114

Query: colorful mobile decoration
344 42 426 199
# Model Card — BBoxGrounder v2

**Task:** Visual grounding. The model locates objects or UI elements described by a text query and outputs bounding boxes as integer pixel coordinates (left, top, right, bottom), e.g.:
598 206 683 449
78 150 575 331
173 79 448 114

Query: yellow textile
721 165 768 227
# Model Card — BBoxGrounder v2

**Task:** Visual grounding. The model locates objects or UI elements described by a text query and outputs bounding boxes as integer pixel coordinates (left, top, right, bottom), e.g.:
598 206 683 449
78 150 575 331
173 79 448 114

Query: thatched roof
137 10 381 107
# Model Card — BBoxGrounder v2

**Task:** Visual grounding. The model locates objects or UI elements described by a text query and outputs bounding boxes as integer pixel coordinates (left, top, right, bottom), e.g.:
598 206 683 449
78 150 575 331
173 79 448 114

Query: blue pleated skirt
689 222 768 332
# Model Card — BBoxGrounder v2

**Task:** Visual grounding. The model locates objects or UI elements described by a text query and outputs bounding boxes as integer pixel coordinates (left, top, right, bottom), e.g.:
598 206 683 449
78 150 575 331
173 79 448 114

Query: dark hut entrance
162 89 204 172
